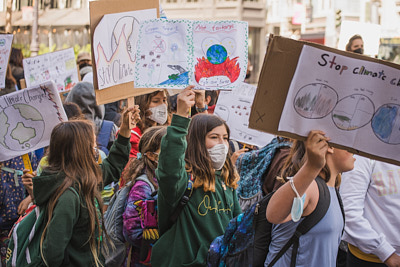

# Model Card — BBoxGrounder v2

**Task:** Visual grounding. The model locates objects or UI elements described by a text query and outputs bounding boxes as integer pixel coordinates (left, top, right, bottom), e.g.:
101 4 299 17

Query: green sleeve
101 134 130 186
156 114 191 208
41 189 80 266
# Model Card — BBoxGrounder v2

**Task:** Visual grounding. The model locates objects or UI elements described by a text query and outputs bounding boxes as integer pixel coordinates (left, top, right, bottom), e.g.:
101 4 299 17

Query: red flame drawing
194 56 240 83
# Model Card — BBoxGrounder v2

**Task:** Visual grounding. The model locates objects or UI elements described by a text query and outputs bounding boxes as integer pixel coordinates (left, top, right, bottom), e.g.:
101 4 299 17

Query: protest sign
0 81 67 161
89 0 159 105
93 9 157 90
214 82 274 147
0 34 14 88
135 19 248 90
23 48 79 92
249 36 400 165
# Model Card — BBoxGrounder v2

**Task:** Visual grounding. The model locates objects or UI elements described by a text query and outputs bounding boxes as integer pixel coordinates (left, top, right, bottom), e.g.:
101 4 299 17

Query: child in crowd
151 86 241 266
25 107 134 266
65 82 117 155
128 90 170 158
121 126 167 266
265 131 355 267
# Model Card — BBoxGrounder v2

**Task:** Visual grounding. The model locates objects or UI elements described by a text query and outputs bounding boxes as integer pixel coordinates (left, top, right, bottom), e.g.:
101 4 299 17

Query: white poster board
135 19 248 90
214 82 275 147
0 34 14 88
93 9 157 90
0 81 67 161
279 45 400 163
23 48 79 92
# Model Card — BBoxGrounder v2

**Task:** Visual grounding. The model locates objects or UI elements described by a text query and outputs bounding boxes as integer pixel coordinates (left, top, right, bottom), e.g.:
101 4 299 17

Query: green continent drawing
11 122 36 145
0 104 45 151
14 103 43 121
0 112 10 149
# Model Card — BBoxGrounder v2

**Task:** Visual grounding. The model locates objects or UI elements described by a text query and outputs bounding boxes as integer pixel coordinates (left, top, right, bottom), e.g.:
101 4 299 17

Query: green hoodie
152 115 242 267
32 135 130 267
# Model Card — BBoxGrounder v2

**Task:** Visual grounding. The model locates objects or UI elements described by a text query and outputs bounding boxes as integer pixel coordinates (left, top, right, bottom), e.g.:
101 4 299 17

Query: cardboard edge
249 35 400 166
89 0 159 105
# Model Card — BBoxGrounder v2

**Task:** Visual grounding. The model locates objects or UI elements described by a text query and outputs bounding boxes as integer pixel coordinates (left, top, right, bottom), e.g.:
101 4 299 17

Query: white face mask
148 104 168 125
207 143 229 170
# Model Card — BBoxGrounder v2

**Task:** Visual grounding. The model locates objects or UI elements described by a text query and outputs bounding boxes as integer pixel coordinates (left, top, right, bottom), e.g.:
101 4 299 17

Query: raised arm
102 106 139 186
266 130 329 224
156 86 194 233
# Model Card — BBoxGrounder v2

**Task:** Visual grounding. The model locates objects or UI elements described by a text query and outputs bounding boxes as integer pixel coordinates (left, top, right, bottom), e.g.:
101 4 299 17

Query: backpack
103 173 194 267
207 177 345 267
6 187 79 267
97 120 114 155
134 175 158 266
236 138 292 211
1 153 38 230
103 180 135 267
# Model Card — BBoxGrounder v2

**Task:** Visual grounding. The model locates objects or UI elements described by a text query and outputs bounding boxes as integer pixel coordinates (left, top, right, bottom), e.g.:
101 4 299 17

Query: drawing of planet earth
207 44 228 64
371 103 400 144
0 104 45 151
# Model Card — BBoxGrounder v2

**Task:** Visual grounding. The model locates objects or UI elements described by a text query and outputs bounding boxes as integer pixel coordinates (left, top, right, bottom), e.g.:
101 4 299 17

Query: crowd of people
0 32 399 267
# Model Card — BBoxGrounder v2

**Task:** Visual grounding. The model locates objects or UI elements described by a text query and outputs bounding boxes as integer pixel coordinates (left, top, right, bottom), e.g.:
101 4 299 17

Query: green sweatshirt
152 115 242 267
32 135 130 267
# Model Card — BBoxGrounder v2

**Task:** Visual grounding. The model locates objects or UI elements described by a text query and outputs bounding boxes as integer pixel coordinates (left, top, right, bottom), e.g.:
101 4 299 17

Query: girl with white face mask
126 90 170 159
151 86 241 267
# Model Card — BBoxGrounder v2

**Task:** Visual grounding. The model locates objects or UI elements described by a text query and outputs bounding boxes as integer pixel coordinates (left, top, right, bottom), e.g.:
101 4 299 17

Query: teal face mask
291 194 306 222
289 178 306 222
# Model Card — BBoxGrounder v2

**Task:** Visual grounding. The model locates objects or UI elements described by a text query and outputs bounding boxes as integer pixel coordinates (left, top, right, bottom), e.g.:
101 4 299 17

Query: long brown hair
40 120 104 267
185 114 239 192
5 65 16 89
122 126 167 189
280 139 340 186
135 90 170 132
10 48 24 68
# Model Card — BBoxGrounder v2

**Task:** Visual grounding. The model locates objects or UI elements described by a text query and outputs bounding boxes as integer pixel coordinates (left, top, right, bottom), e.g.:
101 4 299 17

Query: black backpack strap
268 177 330 267
335 187 345 234
166 172 194 231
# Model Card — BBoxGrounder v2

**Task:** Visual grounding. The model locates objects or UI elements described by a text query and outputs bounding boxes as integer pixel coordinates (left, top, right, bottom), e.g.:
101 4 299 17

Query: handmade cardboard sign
89 0 160 105
23 48 78 92
214 82 274 147
249 36 400 165
0 34 14 88
0 81 67 161
135 19 248 90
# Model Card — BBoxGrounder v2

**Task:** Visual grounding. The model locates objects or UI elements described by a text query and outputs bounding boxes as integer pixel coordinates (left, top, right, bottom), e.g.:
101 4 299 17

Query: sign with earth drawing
134 19 248 90
0 81 67 161
278 45 400 163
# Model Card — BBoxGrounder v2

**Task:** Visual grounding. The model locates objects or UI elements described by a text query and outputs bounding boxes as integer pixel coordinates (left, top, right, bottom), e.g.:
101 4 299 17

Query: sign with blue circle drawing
134 19 248 90
279 45 400 163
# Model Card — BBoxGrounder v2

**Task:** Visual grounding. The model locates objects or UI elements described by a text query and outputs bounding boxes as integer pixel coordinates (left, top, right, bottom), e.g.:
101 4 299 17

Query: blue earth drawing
371 104 400 144
0 104 45 151
207 44 228 64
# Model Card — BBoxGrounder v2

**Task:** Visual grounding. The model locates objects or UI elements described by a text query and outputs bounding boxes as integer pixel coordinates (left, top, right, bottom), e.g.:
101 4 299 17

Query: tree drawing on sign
371 103 400 144
293 83 338 119
332 94 375 131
